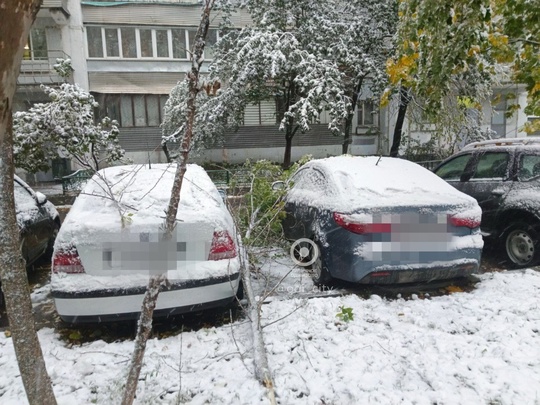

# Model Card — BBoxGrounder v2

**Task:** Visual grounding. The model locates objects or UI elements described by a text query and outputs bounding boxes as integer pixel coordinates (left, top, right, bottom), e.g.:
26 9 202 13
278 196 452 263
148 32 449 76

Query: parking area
0 241 521 337
0 248 538 404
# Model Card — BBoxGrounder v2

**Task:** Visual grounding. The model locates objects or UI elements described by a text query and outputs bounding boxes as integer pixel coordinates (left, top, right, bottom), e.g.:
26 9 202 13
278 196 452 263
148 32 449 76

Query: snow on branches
13 60 126 173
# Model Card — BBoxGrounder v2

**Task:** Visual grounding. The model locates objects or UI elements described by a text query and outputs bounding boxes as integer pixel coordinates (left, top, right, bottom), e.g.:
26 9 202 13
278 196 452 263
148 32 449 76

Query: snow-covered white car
281 156 483 285
51 164 241 323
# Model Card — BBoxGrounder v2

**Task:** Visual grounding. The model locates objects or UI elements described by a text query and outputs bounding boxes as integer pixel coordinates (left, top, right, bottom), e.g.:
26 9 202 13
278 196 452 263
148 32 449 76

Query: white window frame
357 100 376 127
86 26 219 61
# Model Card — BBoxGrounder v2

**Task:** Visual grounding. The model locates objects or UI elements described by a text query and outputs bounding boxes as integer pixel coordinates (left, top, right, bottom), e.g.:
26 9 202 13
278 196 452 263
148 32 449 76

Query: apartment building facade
15 0 534 180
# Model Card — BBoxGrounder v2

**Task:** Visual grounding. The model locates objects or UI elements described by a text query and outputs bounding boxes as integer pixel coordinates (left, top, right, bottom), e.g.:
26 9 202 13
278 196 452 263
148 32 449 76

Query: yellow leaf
69 331 83 340
446 286 463 293
467 45 481 57
380 89 391 107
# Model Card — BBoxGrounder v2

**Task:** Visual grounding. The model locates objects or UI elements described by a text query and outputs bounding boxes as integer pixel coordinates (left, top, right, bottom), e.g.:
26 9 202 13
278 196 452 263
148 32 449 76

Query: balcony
17 50 71 87
83 0 200 3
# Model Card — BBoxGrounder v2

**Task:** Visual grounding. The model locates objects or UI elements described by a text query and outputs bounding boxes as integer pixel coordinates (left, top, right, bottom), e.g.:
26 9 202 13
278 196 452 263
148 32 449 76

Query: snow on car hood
288 156 481 214
57 164 234 247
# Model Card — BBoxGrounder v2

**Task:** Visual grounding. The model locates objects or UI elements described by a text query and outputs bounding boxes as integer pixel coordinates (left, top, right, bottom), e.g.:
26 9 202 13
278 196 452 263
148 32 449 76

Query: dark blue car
281 156 483 285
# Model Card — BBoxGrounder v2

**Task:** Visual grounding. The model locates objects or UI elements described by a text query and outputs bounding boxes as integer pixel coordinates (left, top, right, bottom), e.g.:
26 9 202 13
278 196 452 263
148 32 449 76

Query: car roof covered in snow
288 156 480 212
58 164 232 243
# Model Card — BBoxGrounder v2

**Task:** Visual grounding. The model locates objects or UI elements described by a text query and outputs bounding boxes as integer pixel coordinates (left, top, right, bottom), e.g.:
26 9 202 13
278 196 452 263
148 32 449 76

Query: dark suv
434 137 540 268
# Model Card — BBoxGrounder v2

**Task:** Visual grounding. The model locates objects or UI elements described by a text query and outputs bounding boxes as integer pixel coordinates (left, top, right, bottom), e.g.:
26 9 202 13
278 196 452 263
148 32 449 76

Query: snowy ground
0 255 539 404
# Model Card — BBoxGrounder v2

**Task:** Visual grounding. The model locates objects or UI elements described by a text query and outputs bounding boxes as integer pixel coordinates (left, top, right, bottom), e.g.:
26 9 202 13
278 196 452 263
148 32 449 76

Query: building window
139 29 153 58
23 28 48 60
156 29 170 58
491 97 506 138
357 100 375 126
105 28 120 57
86 26 219 60
94 94 169 128
244 101 277 125
87 26 103 58
172 29 188 59
205 29 218 60
121 28 137 58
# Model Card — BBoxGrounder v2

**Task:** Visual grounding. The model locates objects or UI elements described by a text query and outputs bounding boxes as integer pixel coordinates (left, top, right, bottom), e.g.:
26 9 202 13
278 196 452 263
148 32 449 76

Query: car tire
310 241 332 286
502 222 540 268
235 279 244 300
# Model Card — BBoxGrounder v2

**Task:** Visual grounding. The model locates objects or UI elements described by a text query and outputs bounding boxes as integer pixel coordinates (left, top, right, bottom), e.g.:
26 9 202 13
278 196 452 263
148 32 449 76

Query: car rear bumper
52 273 240 323
357 259 479 284
321 224 483 284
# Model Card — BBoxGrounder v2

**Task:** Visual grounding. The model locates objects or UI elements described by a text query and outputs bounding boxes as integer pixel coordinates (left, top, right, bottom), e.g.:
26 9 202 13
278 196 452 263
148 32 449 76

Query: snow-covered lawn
1 267 539 404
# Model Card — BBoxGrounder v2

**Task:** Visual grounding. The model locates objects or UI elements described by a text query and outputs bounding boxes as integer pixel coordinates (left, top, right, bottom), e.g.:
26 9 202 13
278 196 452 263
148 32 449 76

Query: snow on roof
290 156 479 212
58 164 232 245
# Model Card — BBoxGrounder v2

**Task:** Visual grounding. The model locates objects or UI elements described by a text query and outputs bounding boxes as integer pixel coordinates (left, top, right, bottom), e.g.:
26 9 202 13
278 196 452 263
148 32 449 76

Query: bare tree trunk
121 2 215 404
120 274 165 405
342 77 364 155
283 134 293 169
239 244 277 404
389 86 410 157
283 119 299 169
0 2 58 404
342 114 353 155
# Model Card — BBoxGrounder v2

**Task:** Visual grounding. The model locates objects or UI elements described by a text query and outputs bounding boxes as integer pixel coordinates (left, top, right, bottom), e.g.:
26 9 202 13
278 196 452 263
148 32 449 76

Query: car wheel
502 222 540 268
310 241 332 286
235 279 244 300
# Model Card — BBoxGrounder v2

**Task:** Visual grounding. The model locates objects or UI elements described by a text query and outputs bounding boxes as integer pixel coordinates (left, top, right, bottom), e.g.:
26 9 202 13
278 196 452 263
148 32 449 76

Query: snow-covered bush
233 155 312 246
13 60 127 173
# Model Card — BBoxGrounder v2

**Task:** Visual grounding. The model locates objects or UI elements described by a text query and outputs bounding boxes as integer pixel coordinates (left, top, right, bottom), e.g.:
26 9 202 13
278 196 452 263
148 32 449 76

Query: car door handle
491 189 505 196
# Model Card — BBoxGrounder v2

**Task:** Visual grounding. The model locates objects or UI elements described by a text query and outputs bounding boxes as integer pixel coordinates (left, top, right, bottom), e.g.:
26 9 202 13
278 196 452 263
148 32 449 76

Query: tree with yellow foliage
492 0 539 132
387 0 538 155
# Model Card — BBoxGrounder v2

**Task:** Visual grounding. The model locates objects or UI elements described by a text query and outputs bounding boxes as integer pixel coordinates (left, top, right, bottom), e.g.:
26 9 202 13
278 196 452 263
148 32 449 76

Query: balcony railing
85 0 200 3
17 50 71 86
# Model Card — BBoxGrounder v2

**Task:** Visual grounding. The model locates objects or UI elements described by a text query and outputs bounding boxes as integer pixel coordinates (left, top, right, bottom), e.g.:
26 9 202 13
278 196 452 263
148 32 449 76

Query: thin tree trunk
342 77 364 155
342 115 353 155
120 274 165 405
389 86 410 157
283 134 293 169
0 1 57 404
121 2 215 404
239 243 277 404
162 143 173 163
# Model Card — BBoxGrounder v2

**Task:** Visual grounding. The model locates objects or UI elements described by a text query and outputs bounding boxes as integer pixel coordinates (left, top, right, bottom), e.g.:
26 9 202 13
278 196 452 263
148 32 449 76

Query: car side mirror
217 188 227 201
35 192 48 205
272 181 286 191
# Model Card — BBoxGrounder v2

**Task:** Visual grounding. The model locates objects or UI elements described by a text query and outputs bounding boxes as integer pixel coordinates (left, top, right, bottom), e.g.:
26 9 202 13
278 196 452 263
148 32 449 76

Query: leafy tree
122 2 217 404
204 0 395 167
0 1 58 404
311 1 397 153
13 59 126 173
387 0 497 156
492 0 539 128
161 79 221 160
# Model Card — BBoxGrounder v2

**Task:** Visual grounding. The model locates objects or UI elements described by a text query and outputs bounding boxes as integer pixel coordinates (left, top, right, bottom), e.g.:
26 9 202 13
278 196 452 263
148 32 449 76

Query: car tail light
52 246 85 274
370 271 392 278
448 214 480 229
208 231 237 260
333 213 392 234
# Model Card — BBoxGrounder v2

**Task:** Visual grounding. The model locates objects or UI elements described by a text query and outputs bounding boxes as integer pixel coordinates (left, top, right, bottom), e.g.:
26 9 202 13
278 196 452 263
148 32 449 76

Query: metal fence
205 169 252 189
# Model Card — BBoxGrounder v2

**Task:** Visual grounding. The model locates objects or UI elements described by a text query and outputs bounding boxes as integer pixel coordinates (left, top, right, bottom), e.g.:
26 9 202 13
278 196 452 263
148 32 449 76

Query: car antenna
376 155 382 165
